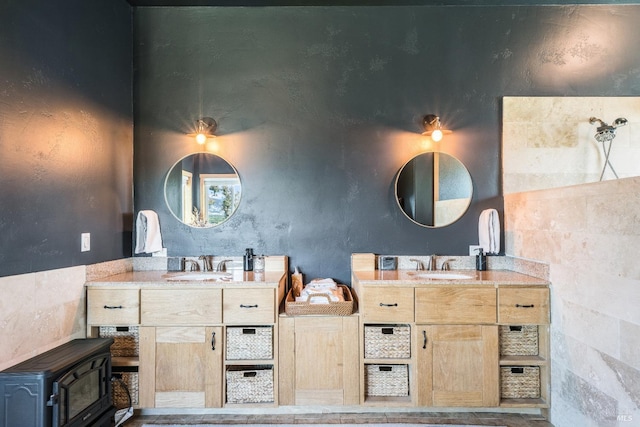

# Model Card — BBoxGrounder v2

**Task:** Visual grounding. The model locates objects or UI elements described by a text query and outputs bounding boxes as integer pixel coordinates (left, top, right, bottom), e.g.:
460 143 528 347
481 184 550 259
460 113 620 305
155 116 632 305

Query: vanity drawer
224 288 275 324
87 288 140 325
361 287 414 323
498 287 549 324
415 287 496 324
140 288 222 325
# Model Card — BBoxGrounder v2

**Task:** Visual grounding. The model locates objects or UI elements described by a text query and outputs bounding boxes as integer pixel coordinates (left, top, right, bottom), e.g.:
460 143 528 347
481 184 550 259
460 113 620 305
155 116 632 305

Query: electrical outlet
469 245 481 256
81 233 91 252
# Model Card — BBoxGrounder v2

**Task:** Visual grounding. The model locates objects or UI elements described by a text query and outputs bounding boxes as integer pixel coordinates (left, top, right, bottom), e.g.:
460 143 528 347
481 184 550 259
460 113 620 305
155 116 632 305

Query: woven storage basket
226 326 273 360
111 370 138 409
364 325 411 359
285 284 353 316
365 364 409 397
99 326 139 357
499 325 538 356
500 366 540 399
226 366 274 404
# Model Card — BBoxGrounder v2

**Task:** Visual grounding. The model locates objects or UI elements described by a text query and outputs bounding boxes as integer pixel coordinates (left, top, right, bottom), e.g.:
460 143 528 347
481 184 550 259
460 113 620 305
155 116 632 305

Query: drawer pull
422 330 428 349
103 305 123 310
515 304 535 308
211 331 216 351
240 304 258 309
243 371 257 378
379 303 398 307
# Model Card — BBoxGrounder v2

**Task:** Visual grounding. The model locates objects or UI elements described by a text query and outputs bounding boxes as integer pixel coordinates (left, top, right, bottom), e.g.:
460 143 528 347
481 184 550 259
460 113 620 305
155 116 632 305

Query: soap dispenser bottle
476 248 487 271
243 248 254 271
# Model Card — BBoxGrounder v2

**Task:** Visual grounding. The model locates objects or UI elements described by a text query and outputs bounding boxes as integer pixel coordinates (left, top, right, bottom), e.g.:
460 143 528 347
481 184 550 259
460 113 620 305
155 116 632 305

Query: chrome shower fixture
589 116 628 181
589 116 627 143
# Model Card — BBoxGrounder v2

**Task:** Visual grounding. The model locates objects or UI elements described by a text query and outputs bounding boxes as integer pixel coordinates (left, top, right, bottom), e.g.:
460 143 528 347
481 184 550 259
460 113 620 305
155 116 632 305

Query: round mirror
164 152 242 228
395 151 472 228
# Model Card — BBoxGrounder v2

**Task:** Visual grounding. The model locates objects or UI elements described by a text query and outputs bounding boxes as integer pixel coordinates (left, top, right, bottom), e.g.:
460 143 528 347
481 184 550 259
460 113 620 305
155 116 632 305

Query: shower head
589 116 627 143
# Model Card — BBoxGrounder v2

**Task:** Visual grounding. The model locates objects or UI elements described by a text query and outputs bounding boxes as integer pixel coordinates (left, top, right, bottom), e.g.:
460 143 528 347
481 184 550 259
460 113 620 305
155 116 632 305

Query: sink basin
166 272 233 281
411 272 474 280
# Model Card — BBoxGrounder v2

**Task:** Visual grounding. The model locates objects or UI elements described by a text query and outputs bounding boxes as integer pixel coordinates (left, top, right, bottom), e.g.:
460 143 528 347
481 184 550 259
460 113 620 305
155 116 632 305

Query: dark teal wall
0 0 133 277
133 5 640 284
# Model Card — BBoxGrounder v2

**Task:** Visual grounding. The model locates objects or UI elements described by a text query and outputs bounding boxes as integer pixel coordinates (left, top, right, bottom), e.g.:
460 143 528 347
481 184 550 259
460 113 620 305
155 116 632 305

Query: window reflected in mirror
165 152 242 228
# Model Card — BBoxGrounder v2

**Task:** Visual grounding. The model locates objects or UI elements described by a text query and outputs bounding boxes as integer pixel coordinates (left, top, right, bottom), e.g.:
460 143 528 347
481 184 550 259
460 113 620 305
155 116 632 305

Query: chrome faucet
216 259 233 272
427 255 437 271
440 259 455 271
409 258 425 270
199 255 214 272
184 259 200 271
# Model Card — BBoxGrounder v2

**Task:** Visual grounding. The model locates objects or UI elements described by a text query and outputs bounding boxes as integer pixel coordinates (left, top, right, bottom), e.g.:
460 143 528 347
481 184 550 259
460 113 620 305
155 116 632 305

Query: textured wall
504 178 640 427
134 5 640 283
0 0 133 277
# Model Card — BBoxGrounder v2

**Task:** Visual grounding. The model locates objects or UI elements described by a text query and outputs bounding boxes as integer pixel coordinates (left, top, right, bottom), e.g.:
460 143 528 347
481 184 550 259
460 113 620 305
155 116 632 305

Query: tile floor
122 411 554 426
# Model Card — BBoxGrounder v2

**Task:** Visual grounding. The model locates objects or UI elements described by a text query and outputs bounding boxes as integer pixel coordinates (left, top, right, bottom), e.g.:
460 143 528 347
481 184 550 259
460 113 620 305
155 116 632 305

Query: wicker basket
226 366 274 404
500 366 540 399
284 284 353 316
99 326 139 357
226 326 273 360
365 364 409 397
499 325 538 356
111 370 138 409
364 325 411 359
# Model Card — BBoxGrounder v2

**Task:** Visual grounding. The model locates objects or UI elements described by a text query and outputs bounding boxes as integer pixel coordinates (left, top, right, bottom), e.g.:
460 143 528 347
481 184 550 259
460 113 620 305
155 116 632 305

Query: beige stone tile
620 320 640 370
35 265 86 309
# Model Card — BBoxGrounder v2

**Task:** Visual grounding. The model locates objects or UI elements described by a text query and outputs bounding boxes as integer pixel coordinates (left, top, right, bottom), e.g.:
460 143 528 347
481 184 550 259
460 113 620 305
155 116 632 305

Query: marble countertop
352 269 549 286
85 270 285 288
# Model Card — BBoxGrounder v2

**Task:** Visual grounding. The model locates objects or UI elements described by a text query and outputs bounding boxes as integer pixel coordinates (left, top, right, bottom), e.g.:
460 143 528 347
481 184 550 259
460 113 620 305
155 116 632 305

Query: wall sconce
189 117 217 144
422 114 451 142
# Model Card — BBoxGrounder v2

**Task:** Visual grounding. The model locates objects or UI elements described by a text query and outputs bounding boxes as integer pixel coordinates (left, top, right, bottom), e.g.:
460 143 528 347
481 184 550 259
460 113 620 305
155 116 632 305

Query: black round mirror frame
164 152 242 228
395 151 473 228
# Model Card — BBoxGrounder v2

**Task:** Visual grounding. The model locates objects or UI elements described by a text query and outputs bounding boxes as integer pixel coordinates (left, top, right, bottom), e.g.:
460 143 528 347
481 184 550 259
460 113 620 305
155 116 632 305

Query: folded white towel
478 209 500 254
135 210 164 254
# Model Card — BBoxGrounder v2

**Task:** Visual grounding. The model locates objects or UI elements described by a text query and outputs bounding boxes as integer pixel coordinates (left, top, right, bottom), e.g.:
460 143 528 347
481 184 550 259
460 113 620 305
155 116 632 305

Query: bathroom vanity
85 253 550 417
351 253 550 413
86 256 287 409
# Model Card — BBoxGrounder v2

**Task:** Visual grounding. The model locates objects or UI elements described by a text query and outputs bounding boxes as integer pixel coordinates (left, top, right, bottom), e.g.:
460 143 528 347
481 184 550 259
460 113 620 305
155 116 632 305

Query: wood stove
0 338 115 427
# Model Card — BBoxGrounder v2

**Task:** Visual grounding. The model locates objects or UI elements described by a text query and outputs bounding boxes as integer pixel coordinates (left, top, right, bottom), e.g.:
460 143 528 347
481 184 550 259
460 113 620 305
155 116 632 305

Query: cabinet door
139 326 223 408
417 325 499 407
279 316 359 406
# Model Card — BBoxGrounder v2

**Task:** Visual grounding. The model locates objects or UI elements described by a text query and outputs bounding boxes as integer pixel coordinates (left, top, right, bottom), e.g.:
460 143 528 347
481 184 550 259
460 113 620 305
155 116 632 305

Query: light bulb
431 129 443 142
195 133 207 144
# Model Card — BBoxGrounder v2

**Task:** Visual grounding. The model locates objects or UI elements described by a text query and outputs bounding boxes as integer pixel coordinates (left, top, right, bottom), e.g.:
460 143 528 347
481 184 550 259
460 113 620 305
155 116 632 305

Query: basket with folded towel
285 277 353 316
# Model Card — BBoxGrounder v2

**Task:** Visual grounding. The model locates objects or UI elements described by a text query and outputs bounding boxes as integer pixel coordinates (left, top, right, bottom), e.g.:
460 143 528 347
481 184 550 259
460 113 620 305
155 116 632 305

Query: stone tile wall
503 97 640 194
504 176 640 427
0 259 132 371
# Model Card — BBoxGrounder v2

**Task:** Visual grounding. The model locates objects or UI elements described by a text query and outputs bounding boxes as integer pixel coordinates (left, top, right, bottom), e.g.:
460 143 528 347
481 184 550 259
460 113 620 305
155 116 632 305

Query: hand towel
135 210 164 254
478 208 500 254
